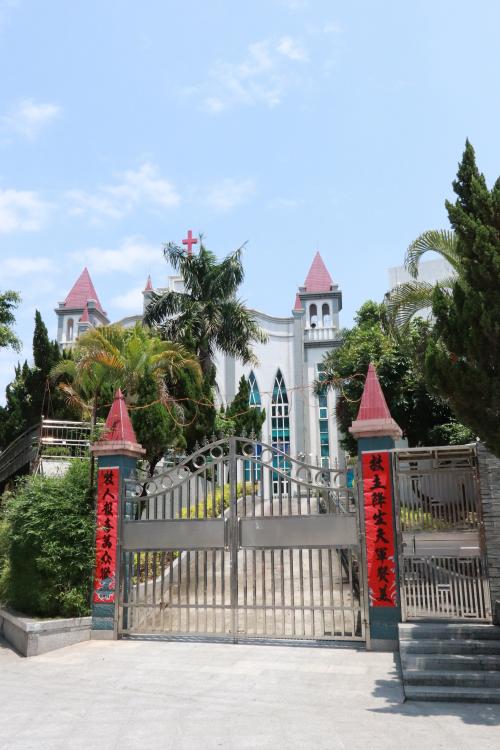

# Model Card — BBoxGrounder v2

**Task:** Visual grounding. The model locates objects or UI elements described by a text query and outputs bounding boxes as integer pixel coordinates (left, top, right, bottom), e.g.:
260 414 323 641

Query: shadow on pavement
370 655 500 727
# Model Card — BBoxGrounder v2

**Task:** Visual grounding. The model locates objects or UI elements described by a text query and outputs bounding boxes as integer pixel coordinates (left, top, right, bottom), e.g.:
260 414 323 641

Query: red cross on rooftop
182 230 198 256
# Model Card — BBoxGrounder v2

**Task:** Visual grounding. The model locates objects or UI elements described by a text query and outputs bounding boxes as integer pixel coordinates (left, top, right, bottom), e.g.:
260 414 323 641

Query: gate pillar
349 364 403 651
90 389 145 639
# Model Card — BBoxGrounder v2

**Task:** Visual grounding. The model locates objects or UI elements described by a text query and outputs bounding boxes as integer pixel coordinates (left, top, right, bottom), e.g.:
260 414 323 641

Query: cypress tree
425 140 500 455
32 310 60 374
226 376 266 437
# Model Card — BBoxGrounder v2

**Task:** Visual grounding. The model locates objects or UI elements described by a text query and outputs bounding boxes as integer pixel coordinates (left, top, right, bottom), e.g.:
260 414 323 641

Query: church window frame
322 303 331 327
245 371 262 482
316 364 330 468
66 318 74 342
309 303 318 328
271 369 291 494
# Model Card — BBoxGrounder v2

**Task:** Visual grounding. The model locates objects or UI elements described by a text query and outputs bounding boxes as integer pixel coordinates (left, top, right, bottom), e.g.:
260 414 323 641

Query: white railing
304 326 339 343
0 419 91 485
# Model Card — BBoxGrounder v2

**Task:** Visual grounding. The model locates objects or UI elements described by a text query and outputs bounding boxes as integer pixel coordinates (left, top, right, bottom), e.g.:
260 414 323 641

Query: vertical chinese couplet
93 467 120 604
362 451 397 607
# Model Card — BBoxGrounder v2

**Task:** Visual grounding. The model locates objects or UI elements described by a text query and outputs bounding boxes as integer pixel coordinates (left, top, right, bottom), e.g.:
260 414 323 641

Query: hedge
0 460 95 618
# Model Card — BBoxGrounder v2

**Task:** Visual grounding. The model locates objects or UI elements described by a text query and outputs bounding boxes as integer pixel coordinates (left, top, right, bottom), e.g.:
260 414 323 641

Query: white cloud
2 98 61 140
74 237 164 275
0 189 50 233
204 179 256 212
277 36 308 62
0 256 56 280
193 37 309 113
67 162 180 222
110 285 144 312
268 196 303 209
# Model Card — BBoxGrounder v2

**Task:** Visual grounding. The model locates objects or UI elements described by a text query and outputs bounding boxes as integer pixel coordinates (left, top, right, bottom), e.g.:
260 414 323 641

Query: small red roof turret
79 304 90 323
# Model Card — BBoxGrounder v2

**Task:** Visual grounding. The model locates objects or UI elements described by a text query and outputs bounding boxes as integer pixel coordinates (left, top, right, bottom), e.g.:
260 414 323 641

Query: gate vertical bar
229 436 238 642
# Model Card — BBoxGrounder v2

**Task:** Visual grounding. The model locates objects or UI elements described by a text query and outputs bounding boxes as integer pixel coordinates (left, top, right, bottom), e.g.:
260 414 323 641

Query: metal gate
118 436 367 642
393 445 492 622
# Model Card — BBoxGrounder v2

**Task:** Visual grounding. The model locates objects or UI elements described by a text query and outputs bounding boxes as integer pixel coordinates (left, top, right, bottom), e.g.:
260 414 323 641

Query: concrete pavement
0 636 499 749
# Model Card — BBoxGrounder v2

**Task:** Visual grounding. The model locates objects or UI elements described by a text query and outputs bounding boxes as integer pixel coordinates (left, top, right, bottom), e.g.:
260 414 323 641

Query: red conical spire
349 363 402 439
102 389 139 444
144 274 153 292
303 252 334 293
64 267 105 314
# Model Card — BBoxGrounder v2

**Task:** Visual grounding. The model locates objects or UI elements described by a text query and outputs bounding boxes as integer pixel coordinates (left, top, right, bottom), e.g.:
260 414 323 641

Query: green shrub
181 482 257 518
0 460 95 618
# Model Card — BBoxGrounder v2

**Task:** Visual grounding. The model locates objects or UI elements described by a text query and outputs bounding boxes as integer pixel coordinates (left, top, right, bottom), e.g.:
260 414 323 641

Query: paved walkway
1 636 499 749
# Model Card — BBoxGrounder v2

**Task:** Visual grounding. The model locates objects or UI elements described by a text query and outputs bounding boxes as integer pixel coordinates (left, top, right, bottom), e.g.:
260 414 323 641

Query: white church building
55 250 343 469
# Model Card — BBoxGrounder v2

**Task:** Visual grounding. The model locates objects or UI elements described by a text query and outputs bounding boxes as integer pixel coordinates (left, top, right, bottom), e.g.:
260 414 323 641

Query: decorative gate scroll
118 437 367 642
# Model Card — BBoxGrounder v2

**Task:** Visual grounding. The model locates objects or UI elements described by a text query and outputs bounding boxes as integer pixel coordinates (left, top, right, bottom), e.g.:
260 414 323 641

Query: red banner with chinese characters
93 466 119 604
362 451 397 607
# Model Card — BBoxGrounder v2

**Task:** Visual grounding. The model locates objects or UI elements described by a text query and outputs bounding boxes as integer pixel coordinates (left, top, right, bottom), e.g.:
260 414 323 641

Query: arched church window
322 303 331 327
309 304 318 328
248 371 261 408
66 318 74 342
271 369 291 493
245 371 262 482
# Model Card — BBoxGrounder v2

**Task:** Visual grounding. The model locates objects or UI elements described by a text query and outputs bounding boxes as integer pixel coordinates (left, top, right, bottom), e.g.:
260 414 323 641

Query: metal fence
393 445 492 622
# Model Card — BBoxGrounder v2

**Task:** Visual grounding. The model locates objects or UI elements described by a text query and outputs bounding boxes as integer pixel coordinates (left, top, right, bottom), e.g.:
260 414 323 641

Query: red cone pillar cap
91 389 145 457
349 363 402 440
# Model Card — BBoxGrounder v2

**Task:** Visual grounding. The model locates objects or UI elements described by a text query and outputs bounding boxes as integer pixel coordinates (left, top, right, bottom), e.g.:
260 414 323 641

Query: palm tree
384 230 460 333
144 240 267 377
51 323 201 427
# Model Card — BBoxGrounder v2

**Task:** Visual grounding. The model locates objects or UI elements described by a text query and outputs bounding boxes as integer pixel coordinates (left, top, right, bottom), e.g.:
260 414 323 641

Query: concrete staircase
399 622 500 702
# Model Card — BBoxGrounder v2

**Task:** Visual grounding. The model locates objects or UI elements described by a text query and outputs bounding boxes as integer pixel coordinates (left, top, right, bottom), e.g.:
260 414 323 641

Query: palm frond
143 289 187 326
50 359 77 382
385 280 446 333
57 383 92 418
405 229 459 278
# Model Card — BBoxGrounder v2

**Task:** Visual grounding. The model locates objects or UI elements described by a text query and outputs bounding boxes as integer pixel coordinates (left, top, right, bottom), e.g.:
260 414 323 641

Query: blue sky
1 0 500 402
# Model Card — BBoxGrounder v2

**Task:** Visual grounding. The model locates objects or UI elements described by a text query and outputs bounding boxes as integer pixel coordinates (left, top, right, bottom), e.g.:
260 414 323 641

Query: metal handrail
0 418 92 486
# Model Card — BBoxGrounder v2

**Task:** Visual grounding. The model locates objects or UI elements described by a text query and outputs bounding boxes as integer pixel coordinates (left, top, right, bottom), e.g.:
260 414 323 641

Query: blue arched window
248 371 261 407
245 371 262 481
271 369 291 492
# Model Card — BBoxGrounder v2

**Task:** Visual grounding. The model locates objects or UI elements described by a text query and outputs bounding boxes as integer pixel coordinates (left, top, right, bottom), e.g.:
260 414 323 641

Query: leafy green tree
0 290 21 352
0 311 72 449
0 460 95 617
316 301 473 454
144 240 267 377
0 362 32 449
51 323 200 427
169 366 216 451
32 310 60 372
225 375 266 437
131 376 185 475
425 140 500 456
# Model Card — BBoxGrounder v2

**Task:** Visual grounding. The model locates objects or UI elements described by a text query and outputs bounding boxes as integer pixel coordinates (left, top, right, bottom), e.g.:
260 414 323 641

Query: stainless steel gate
393 445 492 622
118 437 367 641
